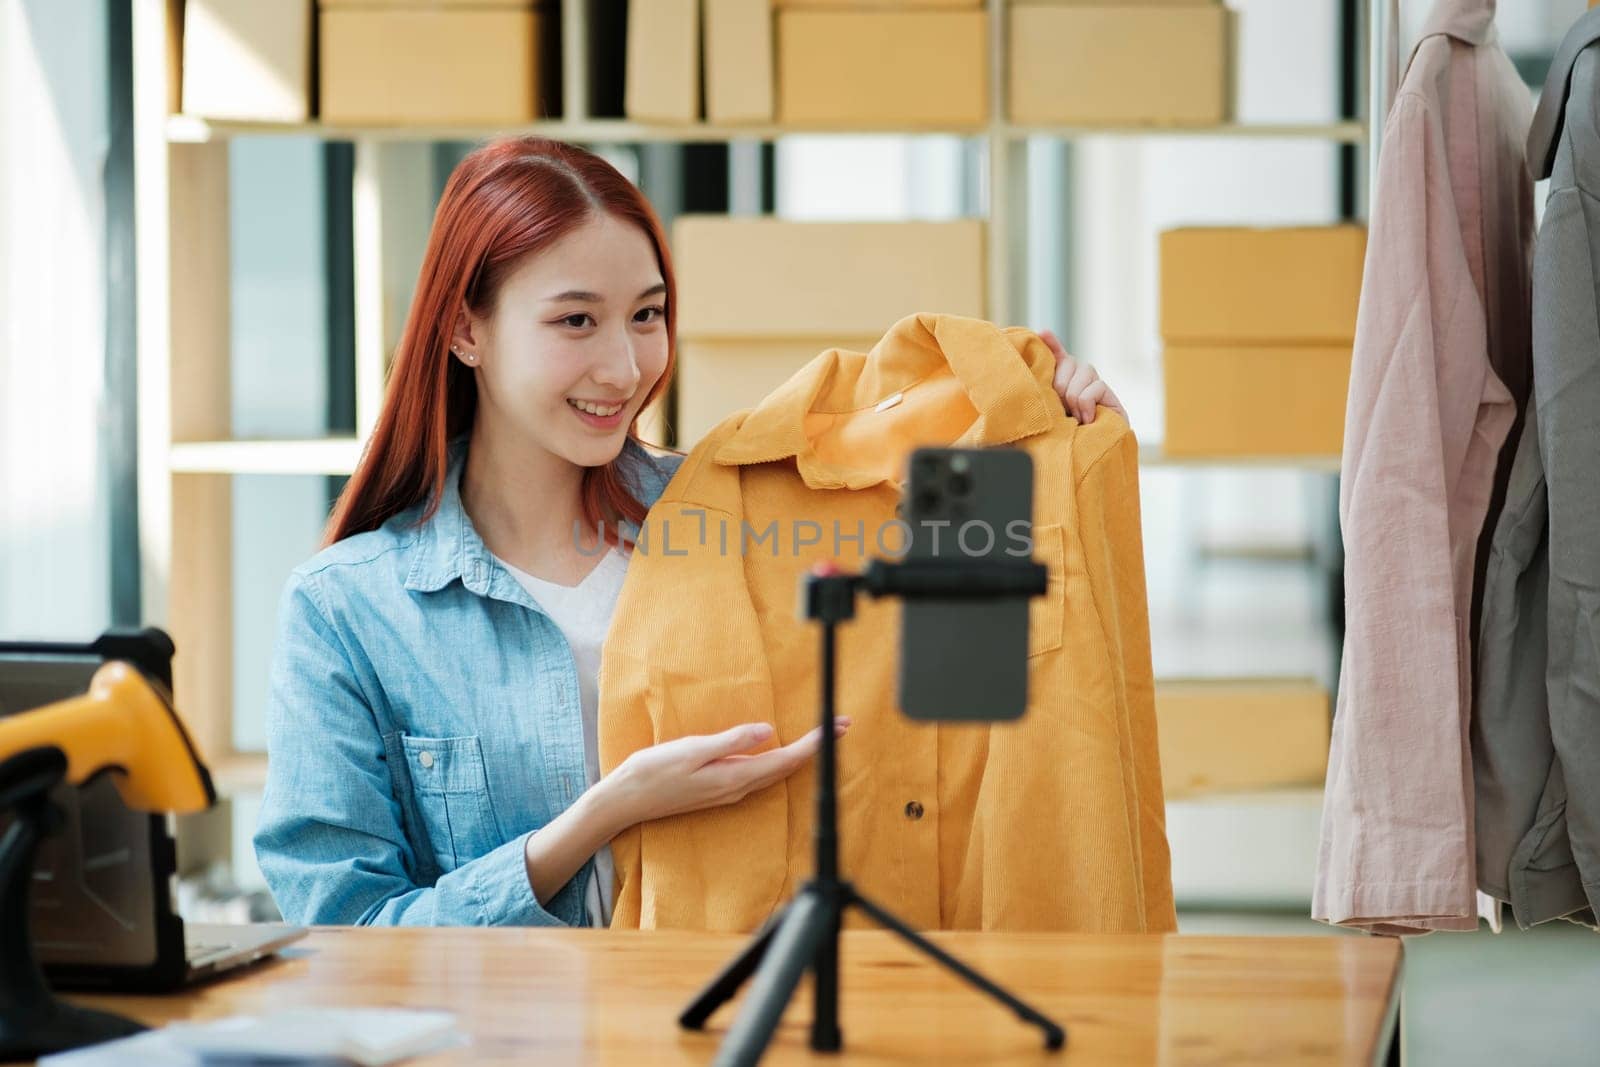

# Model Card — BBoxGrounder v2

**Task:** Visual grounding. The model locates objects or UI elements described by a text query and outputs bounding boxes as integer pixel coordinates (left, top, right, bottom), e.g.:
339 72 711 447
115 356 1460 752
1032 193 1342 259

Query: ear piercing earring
452 347 476 364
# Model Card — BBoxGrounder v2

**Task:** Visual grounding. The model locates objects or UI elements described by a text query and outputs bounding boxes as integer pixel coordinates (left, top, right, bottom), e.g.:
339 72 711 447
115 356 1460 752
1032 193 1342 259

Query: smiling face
454 211 670 469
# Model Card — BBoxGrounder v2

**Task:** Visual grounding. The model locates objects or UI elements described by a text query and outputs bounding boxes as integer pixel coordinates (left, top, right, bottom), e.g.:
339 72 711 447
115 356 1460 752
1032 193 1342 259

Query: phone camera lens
916 489 942 514
947 472 972 497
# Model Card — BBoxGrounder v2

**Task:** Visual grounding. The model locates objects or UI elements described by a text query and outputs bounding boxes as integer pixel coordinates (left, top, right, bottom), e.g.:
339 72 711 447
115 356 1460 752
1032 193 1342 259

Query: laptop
0 629 304 992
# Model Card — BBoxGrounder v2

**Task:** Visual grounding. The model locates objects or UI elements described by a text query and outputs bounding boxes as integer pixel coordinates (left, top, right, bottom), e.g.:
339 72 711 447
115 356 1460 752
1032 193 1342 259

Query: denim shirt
253 437 683 927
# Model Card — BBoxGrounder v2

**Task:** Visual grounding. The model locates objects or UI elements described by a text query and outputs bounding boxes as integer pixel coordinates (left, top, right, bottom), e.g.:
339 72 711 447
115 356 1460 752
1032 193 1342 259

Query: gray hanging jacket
1474 7 1600 929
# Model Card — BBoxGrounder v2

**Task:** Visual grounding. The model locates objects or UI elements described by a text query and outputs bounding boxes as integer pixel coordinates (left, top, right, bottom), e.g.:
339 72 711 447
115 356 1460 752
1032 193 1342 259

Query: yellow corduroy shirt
597 314 1175 933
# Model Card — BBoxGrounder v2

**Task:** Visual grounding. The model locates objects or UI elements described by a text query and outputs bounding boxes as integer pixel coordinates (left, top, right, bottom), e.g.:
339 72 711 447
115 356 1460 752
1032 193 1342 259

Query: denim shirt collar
402 435 666 600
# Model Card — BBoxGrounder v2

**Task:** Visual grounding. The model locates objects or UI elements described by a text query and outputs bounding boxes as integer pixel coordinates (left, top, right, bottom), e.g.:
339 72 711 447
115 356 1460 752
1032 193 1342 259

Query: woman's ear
450 306 482 368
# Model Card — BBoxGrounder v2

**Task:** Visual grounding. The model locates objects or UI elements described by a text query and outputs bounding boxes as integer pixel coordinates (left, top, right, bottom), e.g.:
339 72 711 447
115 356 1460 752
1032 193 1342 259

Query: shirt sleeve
253 570 568 928
1314 93 1497 930
1077 427 1176 932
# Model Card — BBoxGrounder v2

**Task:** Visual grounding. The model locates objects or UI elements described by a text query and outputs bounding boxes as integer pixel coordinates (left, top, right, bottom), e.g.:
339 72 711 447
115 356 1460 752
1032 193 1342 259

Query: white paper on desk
39 1008 466 1067
39 1029 191 1066
172 1008 465 1065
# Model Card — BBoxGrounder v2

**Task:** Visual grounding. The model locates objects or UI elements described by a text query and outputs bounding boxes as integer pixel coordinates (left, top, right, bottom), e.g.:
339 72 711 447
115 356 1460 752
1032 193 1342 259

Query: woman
254 137 1123 928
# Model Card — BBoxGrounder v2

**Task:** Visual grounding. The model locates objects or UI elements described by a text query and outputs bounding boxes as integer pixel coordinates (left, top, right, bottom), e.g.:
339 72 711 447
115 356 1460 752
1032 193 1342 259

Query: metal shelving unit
133 0 1368 812
1140 446 1343 473
166 116 1370 145
167 439 366 477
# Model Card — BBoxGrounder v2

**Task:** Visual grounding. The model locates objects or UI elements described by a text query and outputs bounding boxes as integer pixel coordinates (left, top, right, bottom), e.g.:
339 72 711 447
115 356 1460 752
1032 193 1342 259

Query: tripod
679 557 1068 1065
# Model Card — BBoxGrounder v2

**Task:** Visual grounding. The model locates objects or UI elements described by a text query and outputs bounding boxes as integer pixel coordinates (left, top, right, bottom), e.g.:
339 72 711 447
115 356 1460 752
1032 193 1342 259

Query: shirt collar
404 436 492 595
1527 5 1600 180
403 435 661 595
710 313 1061 490
1417 0 1496 49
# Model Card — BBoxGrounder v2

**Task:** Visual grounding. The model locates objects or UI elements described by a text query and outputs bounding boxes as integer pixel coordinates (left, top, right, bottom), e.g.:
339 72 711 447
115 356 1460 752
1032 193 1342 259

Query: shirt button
904 801 924 820
418 751 435 769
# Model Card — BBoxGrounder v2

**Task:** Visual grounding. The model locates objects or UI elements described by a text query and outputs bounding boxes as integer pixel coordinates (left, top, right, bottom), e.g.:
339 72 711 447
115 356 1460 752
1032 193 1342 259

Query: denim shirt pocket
399 734 507 874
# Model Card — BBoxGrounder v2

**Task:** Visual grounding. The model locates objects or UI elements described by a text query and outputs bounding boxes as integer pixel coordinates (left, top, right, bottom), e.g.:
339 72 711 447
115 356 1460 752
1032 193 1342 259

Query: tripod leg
850 891 1067 1051
680 900 793 1030
713 890 832 1067
811 890 842 1052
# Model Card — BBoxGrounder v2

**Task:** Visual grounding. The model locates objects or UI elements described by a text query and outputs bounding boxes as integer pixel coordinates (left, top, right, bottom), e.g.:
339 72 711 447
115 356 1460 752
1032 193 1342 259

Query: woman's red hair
323 137 678 549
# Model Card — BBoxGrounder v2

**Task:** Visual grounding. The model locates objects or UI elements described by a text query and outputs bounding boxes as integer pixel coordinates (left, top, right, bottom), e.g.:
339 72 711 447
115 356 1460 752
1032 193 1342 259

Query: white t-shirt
498 548 628 928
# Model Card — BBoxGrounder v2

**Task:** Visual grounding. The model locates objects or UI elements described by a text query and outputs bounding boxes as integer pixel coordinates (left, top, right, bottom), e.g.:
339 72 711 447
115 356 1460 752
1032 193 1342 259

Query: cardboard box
1156 680 1330 799
1161 226 1367 345
777 0 980 6
1009 5 1231 126
626 0 701 123
678 339 881 446
320 3 548 124
674 218 987 339
182 0 313 121
1163 344 1351 457
705 0 774 124
778 11 988 128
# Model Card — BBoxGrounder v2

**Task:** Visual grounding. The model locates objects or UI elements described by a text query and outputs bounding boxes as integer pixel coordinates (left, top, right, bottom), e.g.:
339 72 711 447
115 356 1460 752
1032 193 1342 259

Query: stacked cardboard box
182 0 314 121
1008 0 1234 126
320 0 555 125
776 3 989 128
635 1 988 128
1156 679 1330 799
1160 225 1366 457
705 0 776 124
181 0 558 124
626 0 703 124
671 217 987 447
628 0 776 125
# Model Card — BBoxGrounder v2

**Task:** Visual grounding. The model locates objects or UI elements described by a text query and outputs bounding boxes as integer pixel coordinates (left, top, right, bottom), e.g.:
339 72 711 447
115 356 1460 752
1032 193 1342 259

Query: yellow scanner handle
0 661 214 814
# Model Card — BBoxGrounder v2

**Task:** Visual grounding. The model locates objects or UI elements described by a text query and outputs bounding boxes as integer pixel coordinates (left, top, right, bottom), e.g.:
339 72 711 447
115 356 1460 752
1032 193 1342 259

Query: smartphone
897 446 1035 721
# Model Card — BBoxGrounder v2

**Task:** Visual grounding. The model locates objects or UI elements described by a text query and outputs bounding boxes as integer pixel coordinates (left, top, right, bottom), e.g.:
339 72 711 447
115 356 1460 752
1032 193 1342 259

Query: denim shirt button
418 751 435 769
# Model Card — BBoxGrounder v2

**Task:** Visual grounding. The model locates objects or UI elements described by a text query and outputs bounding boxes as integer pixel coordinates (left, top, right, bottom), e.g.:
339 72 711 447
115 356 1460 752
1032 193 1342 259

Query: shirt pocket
648 662 789 928
1027 522 1066 658
399 734 507 874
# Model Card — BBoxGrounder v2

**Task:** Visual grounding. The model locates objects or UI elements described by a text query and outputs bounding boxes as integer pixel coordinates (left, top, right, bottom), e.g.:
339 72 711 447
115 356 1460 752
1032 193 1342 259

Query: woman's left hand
1040 329 1125 425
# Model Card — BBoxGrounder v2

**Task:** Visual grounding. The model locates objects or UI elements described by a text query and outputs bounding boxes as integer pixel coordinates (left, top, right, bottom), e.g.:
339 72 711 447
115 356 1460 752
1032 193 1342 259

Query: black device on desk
0 629 304 994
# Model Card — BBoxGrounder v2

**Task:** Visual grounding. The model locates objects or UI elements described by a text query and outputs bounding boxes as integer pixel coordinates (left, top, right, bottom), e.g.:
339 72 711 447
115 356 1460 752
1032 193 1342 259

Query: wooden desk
66 929 1400 1064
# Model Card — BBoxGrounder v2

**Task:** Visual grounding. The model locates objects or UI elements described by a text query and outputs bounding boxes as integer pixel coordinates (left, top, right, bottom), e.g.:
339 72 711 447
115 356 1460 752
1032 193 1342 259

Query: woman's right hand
599 717 851 834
